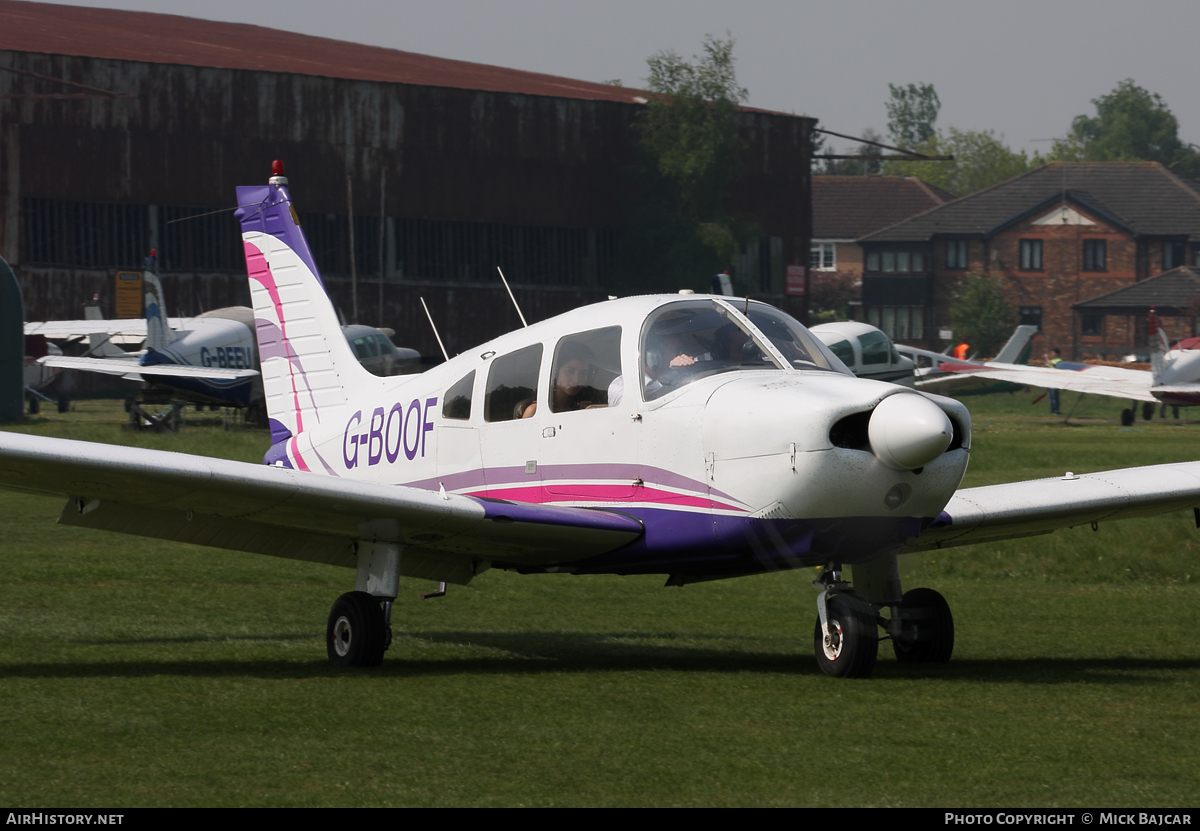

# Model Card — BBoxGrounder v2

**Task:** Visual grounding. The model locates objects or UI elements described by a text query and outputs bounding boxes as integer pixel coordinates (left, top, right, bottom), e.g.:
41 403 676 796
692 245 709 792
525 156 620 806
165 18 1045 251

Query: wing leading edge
904 462 1200 552
0 433 643 585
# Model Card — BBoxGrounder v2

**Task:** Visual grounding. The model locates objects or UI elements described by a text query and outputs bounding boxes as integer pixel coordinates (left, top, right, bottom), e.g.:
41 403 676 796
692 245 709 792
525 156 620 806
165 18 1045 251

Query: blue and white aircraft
4 166 1200 678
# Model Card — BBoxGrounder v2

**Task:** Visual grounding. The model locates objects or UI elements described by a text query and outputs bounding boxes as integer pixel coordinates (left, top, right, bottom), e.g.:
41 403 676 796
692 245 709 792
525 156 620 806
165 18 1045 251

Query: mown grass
1 397 1198 807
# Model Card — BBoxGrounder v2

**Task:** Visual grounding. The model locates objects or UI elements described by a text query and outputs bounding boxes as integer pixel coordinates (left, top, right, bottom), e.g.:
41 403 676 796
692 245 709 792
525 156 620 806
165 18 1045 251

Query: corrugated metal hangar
0 0 813 355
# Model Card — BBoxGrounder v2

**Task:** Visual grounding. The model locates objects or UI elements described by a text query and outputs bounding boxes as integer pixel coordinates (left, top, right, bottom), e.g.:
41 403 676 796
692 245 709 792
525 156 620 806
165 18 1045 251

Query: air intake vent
829 410 872 451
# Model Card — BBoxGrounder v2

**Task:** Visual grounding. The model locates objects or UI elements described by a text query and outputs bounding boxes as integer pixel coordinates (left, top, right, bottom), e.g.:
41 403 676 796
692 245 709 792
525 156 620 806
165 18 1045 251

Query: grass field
1 394 1199 807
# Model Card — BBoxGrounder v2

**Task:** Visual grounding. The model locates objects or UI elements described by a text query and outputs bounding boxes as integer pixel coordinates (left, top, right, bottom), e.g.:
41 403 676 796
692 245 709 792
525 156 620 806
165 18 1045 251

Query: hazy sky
29 0 1200 156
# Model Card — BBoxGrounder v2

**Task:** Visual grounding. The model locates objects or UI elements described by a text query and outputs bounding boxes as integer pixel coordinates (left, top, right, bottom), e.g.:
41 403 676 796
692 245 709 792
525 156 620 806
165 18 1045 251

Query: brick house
810 175 951 318
858 162 1200 357
1073 265 1200 356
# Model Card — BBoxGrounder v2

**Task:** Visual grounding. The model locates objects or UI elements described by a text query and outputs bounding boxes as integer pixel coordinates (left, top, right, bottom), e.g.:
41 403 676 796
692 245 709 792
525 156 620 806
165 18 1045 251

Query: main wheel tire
1142 402 1155 421
326 591 387 667
892 587 954 664
1120 408 1134 427
813 595 878 678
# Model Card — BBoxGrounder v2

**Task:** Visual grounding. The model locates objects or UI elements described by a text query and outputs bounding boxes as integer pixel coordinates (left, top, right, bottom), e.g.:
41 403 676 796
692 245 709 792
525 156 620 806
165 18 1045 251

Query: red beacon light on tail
269 159 287 186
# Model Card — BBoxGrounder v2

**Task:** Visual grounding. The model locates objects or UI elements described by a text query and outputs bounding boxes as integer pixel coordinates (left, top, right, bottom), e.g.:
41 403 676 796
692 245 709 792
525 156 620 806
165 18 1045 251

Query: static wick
497 266 528 328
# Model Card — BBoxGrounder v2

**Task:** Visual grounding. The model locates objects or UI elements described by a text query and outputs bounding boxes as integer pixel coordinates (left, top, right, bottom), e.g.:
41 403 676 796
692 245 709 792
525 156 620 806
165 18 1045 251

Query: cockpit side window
859 331 891 365
549 327 622 413
442 370 475 420
825 338 855 367
484 344 543 422
640 300 779 401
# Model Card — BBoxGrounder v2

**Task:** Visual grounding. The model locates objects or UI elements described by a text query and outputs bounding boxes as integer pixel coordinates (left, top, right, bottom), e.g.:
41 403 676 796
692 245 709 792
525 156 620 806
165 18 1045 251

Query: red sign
785 264 806 296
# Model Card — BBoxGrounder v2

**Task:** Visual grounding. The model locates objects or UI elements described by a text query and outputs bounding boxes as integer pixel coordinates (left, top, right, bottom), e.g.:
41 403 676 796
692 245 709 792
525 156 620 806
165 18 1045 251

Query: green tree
1049 79 1200 176
884 128 1032 197
949 270 1017 358
621 35 752 288
886 83 940 149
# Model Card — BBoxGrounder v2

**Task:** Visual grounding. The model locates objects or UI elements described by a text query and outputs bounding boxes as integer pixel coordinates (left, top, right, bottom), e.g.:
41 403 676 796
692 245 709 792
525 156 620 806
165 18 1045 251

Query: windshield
640 300 781 400
739 301 849 374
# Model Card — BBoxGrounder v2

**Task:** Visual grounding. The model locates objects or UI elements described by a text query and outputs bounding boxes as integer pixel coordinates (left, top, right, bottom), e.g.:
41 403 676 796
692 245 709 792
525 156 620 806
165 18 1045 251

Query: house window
912 252 925 272
881 251 896 272
1082 239 1106 271
1164 241 1186 271
1081 314 1104 336
945 240 968 269
867 306 925 341
810 243 836 271
1019 306 1042 331
1019 239 1043 271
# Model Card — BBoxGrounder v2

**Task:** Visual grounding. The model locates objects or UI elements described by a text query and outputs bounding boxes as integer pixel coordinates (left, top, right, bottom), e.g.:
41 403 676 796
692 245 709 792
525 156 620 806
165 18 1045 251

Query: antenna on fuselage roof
419 296 450 363
496 266 529 328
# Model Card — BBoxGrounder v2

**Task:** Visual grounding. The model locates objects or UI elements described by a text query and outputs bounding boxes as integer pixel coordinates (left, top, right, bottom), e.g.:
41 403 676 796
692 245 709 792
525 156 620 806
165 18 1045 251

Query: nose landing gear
812 557 955 678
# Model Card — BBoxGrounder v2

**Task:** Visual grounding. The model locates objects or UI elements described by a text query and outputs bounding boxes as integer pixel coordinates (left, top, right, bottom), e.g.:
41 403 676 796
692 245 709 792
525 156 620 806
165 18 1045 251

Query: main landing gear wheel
813 596 878 678
327 591 387 667
1142 402 1155 421
1120 408 1134 427
891 587 954 664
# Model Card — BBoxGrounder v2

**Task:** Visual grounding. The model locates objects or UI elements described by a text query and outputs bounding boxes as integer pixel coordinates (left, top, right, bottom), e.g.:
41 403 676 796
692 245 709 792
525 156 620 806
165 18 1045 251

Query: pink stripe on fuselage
466 482 745 512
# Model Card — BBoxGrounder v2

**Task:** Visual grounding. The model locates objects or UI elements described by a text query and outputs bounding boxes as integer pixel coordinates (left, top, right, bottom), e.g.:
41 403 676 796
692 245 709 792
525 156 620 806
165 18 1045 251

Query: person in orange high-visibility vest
953 341 970 360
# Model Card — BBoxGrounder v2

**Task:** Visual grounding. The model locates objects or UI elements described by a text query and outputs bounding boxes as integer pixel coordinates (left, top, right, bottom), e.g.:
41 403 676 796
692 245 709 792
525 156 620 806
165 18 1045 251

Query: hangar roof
0 0 653 105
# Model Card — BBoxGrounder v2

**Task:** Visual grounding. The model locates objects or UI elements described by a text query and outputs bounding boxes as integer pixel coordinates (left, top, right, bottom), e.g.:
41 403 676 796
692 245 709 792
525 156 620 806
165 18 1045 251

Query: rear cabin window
484 344 543 422
550 327 622 413
442 371 475 420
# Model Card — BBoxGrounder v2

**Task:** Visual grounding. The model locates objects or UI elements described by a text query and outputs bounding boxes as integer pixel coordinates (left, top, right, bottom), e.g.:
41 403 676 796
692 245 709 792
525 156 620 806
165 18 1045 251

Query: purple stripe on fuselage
266 417 292 451
235 184 324 288
474 497 644 534
536 509 927 575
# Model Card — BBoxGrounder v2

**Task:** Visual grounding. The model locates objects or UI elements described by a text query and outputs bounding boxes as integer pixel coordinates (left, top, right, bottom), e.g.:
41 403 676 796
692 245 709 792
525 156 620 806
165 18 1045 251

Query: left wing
0 432 644 585
903 462 1200 552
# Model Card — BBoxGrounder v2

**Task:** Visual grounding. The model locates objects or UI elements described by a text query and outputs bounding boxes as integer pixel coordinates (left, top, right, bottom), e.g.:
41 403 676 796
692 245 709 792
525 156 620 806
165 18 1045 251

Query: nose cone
868 393 953 470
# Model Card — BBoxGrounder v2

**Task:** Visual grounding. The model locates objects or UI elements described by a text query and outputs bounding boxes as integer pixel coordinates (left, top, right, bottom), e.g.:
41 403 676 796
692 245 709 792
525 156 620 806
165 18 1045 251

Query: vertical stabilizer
143 272 177 351
1149 307 1171 384
236 164 371 468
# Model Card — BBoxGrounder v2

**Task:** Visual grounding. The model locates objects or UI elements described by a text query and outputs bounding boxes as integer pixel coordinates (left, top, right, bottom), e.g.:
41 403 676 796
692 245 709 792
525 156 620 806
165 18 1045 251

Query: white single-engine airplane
4 168 1200 678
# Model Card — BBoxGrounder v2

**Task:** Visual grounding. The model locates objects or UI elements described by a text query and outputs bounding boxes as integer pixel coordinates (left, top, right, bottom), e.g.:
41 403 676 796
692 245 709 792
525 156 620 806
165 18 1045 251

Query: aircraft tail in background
236 162 374 464
143 271 177 352
1149 307 1171 384
993 325 1039 365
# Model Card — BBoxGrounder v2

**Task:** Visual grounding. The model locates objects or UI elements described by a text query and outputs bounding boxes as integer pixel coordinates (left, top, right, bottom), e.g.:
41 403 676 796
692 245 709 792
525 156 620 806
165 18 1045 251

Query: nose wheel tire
327 591 387 667
813 596 878 678
891 587 954 664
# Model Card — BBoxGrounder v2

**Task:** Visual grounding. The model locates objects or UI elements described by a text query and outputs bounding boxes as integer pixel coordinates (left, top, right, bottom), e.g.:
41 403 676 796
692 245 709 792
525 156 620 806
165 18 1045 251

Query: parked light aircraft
810 321 916 386
5 168 1200 678
901 315 1199 425
30 271 420 421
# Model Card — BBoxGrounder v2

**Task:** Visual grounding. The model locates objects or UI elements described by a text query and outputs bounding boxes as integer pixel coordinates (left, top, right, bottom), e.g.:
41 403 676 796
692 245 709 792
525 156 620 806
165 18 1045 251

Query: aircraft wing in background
912 359 1160 403
38 355 258 381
